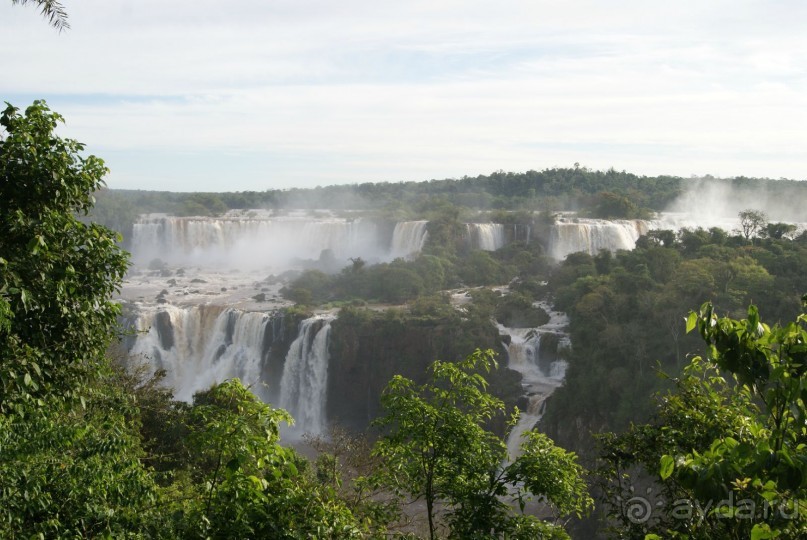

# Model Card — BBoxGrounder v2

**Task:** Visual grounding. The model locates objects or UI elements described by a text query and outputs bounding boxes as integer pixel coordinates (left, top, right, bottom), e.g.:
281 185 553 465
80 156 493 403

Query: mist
664 177 807 227
128 211 435 273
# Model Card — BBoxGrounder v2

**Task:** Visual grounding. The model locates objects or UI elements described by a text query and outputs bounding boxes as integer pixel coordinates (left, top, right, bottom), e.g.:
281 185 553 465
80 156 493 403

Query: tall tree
0 101 157 536
738 209 768 241
0 100 128 411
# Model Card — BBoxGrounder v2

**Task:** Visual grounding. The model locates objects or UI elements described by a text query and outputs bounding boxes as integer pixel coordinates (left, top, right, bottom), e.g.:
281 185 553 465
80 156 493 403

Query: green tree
599 301 807 539
591 191 643 219
765 222 798 240
175 379 368 539
739 209 768 241
371 349 592 539
0 100 129 412
0 101 159 535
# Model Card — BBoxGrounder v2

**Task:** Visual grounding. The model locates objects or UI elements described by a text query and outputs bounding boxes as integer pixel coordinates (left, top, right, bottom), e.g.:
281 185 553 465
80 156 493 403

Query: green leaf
660 454 675 480
686 311 697 333
750 523 777 540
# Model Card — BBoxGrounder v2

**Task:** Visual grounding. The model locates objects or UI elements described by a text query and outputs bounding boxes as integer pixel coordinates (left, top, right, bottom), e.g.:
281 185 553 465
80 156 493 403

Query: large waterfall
131 213 523 268
128 305 336 436
466 223 506 251
131 213 384 269
279 315 334 436
499 302 569 460
389 221 429 259
128 305 280 402
548 219 650 260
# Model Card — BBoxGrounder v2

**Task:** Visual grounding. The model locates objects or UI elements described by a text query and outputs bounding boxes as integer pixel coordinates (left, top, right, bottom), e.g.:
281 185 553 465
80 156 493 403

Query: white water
467 223 506 251
279 315 335 437
128 305 337 436
131 212 383 270
547 213 807 261
548 218 650 260
128 304 276 402
499 302 569 460
390 221 429 259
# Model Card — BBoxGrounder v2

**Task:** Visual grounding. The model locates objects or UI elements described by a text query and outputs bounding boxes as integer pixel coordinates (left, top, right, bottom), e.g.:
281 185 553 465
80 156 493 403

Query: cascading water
131 212 443 270
499 302 569 460
131 213 383 269
511 223 531 245
279 315 335 437
467 223 506 251
548 219 650 260
128 302 337 436
128 304 278 402
389 221 429 259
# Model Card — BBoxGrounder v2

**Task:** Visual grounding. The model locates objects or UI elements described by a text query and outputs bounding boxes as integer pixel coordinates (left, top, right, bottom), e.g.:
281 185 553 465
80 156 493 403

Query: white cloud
1 0 805 190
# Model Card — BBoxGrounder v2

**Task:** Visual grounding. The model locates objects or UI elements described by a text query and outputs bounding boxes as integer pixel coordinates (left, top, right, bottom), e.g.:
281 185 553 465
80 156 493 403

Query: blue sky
2 0 806 191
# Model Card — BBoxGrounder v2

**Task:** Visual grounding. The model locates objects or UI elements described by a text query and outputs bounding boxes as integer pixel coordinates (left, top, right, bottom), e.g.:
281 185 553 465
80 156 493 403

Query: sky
1 0 806 191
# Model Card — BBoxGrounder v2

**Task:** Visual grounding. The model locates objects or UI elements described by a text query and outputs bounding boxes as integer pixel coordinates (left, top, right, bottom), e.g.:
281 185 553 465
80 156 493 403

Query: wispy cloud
2 0 805 190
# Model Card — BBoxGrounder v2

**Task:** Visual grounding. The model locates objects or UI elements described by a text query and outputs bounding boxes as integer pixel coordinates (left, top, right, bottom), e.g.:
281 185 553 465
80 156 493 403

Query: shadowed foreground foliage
598 301 807 539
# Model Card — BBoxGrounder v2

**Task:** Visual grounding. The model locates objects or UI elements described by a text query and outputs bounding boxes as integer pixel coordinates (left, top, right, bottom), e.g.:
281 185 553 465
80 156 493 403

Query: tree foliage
1 101 130 413
599 301 807 539
173 379 367 539
739 209 768 241
0 101 158 536
371 349 592 539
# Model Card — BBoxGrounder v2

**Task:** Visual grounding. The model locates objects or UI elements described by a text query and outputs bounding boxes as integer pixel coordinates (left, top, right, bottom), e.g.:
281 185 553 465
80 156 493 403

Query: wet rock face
261 310 311 401
326 310 516 434
153 310 174 350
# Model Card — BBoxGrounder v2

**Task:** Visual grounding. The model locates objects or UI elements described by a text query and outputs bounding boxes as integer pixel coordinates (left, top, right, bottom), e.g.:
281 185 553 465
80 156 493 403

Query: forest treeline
90 166 807 247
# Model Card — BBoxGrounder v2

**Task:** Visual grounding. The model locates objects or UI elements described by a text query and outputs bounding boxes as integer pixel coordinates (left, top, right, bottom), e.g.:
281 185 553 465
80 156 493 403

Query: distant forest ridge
91 167 807 241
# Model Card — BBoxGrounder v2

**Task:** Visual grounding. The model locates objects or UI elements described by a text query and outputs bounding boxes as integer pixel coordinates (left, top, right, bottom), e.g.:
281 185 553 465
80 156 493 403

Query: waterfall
131 213 383 269
127 304 336 435
128 304 277 402
390 221 429 259
279 315 334 436
467 223 506 251
499 302 569 460
131 213 449 269
548 219 650 260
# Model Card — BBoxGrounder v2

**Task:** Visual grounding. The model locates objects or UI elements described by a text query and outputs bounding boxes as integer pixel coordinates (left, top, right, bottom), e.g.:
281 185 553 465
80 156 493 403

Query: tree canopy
598 301 807 539
371 349 592 539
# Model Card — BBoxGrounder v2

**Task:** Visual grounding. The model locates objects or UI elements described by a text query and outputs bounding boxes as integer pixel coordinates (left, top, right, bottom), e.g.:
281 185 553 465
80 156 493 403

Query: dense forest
4 100 807 539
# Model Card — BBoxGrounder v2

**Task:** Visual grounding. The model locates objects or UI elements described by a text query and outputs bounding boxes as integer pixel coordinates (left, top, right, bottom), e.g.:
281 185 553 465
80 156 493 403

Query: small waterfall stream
499 302 569 460
389 221 429 259
466 223 506 251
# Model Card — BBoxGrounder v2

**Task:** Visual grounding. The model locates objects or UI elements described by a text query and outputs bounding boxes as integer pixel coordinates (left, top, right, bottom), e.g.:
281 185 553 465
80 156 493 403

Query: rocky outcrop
327 307 521 434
